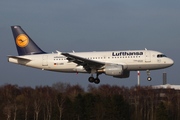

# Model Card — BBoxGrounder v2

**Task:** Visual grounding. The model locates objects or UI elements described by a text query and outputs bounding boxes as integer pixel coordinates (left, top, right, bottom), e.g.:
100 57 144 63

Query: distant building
153 84 180 90
152 84 180 99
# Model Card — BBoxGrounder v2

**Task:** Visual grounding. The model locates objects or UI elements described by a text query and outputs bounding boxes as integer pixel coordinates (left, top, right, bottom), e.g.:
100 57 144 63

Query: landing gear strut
147 70 152 81
88 69 100 84
94 73 100 84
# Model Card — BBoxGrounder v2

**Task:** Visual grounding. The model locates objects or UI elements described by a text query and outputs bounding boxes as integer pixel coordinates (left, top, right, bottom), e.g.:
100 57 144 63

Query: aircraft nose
167 58 174 66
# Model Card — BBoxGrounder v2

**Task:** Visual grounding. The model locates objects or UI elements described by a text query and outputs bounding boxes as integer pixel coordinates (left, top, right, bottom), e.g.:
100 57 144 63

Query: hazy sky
0 0 179 88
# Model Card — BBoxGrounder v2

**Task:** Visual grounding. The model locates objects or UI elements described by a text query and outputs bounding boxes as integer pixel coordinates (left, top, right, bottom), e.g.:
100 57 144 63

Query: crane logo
16 34 29 47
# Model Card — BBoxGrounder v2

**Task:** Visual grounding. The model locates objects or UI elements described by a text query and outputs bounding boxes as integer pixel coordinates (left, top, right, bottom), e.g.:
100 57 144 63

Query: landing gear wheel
146 70 152 81
94 78 100 84
147 77 152 81
88 77 94 83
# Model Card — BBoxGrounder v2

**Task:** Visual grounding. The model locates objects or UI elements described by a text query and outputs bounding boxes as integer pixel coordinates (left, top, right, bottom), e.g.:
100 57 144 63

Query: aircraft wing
61 53 105 72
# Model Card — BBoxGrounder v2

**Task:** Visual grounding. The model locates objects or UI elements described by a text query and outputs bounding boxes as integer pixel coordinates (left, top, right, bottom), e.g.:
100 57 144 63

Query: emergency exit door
145 51 151 62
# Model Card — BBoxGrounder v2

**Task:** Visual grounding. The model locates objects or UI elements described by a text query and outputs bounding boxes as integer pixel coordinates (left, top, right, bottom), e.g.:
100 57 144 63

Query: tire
88 77 94 83
147 77 152 81
94 78 100 84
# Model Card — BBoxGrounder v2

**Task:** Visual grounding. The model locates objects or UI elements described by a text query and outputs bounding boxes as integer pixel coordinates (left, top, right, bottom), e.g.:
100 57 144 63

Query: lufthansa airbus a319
8 26 174 84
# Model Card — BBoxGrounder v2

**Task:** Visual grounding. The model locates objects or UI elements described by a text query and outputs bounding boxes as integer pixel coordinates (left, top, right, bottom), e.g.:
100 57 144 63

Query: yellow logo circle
16 34 29 47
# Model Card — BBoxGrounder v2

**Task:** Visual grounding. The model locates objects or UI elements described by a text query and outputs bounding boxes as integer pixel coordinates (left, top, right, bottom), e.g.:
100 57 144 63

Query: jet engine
113 70 130 78
104 65 123 76
103 65 130 78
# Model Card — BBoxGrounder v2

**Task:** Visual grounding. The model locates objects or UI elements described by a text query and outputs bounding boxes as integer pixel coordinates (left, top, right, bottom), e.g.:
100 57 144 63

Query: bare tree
98 84 112 97
2 84 19 120
164 88 176 119
52 81 71 93
33 86 43 120
150 87 157 120
66 84 84 100
52 82 74 120
56 93 66 120
21 87 33 120
3 105 12 120
43 86 55 120
87 84 97 93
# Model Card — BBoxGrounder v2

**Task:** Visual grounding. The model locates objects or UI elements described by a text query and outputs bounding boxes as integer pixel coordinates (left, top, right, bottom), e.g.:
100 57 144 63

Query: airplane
8 26 174 84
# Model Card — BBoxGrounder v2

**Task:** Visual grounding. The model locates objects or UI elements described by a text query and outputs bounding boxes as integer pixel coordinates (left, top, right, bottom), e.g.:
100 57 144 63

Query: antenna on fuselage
56 50 61 55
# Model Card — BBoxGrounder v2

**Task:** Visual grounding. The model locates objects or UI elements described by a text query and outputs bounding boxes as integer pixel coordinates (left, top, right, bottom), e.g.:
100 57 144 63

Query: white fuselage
8 50 174 73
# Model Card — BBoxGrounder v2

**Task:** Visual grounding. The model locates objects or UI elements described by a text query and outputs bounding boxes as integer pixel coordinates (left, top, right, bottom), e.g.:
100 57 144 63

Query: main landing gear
147 70 152 81
88 77 100 84
88 69 100 84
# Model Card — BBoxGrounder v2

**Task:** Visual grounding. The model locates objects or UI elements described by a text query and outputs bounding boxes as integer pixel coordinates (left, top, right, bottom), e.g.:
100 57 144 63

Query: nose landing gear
147 70 152 81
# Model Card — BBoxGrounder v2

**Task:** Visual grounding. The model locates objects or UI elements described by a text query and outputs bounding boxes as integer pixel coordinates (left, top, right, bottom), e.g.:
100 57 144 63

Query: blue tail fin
11 26 46 56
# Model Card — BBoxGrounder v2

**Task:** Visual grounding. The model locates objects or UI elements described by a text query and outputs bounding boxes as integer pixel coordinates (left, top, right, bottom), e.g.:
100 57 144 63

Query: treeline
0 82 180 120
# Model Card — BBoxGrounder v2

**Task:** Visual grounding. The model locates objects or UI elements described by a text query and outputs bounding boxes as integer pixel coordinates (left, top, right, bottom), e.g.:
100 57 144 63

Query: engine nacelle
105 65 123 76
113 71 130 78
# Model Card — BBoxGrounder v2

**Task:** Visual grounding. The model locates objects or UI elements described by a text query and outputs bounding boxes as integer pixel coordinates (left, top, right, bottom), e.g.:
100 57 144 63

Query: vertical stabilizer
11 26 45 56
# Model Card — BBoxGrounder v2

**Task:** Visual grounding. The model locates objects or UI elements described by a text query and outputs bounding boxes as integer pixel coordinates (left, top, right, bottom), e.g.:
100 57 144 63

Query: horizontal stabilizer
7 56 31 61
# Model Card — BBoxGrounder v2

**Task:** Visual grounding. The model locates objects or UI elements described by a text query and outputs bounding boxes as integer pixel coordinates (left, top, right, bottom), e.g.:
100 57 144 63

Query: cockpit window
157 54 167 58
